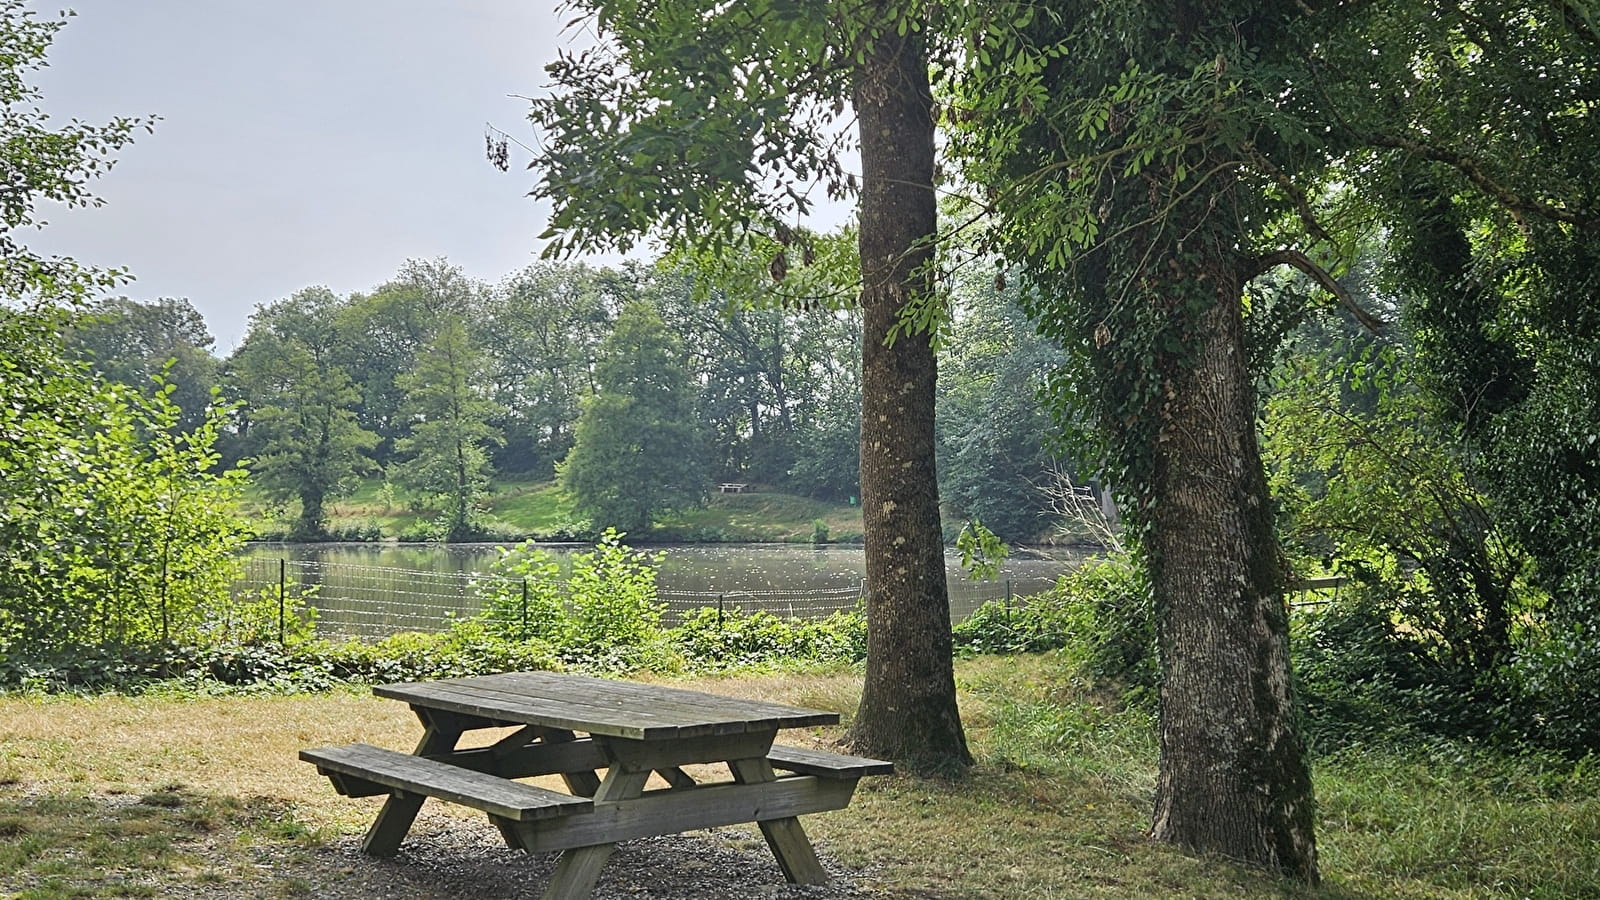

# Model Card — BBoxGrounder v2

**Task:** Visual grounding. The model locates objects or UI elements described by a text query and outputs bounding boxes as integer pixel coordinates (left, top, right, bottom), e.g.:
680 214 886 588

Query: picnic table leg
727 757 829 884
536 727 603 798
360 721 462 857
541 766 652 900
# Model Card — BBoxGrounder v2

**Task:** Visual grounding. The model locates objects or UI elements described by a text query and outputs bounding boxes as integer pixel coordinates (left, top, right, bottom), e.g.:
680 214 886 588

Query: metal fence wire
233 557 1030 642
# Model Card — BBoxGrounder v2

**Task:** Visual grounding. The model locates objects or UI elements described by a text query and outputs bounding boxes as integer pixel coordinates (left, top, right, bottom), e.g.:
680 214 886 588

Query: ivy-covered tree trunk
844 10 973 774
1138 192 1318 879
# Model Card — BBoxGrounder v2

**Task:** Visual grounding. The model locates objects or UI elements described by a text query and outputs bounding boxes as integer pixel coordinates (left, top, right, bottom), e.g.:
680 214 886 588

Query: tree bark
843 8 972 775
1144 212 1318 880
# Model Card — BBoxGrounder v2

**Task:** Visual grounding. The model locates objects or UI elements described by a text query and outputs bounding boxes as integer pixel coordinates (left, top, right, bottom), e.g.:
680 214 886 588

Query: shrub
670 606 866 670
810 519 830 544
953 554 1155 700
479 529 669 670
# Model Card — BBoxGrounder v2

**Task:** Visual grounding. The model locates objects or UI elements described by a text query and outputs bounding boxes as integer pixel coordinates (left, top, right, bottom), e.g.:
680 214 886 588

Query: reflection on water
243 542 1088 589
239 541 1095 639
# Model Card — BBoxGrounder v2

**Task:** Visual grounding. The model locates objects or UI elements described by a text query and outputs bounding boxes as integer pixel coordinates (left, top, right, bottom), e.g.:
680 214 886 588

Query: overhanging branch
1360 131 1592 228
1250 248 1385 333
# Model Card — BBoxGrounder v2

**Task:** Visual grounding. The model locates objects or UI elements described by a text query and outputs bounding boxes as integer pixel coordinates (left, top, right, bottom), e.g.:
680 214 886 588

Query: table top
373 671 839 741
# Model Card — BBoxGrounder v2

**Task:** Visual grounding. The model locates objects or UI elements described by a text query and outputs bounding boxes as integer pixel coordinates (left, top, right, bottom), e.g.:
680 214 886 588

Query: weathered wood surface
300 743 593 822
729 756 830 884
505 776 857 855
361 720 464 857
595 731 774 772
768 744 895 778
304 672 891 897
416 732 890 783
373 671 839 740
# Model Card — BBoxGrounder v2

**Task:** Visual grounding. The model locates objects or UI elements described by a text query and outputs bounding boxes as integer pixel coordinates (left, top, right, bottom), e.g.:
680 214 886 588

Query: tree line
64 253 1070 543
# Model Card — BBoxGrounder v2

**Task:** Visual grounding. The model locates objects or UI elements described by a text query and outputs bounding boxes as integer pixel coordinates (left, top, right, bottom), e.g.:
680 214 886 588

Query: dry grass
1 660 1596 899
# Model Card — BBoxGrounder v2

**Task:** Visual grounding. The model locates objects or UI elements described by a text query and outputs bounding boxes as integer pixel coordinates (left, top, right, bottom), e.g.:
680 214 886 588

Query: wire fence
233 557 1034 642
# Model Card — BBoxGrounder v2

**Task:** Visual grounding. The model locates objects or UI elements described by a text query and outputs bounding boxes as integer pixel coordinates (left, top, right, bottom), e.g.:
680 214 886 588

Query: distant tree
391 316 504 540
649 244 867 497
477 262 614 476
335 258 483 463
229 287 377 538
937 268 1066 543
65 296 219 433
560 302 707 533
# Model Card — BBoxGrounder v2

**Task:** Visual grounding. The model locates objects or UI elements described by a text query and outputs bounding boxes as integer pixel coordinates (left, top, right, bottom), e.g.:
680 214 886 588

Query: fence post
1005 579 1013 627
717 593 725 628
521 579 529 642
277 558 286 646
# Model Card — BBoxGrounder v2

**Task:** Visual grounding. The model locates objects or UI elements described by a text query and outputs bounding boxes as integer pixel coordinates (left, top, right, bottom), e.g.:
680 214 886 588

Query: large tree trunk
1144 214 1318 880
843 8 972 775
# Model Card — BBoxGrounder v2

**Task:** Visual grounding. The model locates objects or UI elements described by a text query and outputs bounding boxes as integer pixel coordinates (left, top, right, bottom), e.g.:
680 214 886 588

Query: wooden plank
387 681 702 741
539 766 651 900
538 728 603 798
359 721 462 857
506 776 857 854
595 731 775 773
300 744 593 822
375 673 838 740
729 757 828 884
768 745 895 778
426 736 607 779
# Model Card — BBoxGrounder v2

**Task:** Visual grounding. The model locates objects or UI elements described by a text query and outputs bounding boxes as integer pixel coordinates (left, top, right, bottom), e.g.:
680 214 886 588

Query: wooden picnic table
300 671 891 900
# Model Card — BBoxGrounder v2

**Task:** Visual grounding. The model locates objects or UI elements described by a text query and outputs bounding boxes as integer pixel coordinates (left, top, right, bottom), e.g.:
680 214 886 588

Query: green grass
0 786 321 899
660 490 864 541
482 480 574 531
243 475 863 542
2 656 1595 898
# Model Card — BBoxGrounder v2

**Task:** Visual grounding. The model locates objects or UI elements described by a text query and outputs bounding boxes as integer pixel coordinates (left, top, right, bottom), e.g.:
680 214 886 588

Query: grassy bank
1 654 1595 898
242 476 865 542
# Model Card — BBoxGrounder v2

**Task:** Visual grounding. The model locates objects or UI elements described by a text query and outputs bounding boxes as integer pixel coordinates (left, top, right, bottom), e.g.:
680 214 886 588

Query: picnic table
300 671 892 900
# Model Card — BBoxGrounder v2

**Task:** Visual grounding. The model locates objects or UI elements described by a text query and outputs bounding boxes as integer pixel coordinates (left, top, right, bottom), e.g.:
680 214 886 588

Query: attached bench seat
767 744 894 778
300 743 594 822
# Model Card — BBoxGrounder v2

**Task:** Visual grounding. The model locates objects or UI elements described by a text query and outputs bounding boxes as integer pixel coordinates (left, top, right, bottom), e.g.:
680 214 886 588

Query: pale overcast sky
28 1 593 351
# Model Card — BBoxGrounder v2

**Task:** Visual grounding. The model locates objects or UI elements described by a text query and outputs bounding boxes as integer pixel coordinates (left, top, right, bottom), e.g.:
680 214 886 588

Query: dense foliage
0 6 250 661
0 308 252 654
559 302 708 533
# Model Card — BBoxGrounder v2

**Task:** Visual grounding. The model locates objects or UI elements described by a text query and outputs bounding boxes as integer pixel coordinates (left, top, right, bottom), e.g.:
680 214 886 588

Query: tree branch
1249 248 1385 333
1359 131 1592 228
1245 144 1335 247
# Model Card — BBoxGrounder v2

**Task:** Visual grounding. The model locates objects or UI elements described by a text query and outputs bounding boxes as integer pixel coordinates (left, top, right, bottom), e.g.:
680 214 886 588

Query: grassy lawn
1 655 1595 898
662 490 865 542
244 476 864 542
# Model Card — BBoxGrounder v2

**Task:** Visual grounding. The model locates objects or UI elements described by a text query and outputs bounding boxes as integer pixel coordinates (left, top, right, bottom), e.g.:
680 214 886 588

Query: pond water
238 541 1094 639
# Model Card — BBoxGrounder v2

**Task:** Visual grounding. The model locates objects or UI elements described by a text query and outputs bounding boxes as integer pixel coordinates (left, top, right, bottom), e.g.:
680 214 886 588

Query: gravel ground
203 808 904 900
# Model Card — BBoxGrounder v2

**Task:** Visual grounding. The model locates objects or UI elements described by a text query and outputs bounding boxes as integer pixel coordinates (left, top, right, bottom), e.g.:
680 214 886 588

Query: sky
28 1 599 351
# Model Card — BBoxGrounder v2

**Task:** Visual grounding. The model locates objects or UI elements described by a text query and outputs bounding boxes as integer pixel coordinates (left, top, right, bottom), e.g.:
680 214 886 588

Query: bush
670 606 866 670
953 555 1155 700
1293 584 1600 757
479 529 670 671
312 622 561 684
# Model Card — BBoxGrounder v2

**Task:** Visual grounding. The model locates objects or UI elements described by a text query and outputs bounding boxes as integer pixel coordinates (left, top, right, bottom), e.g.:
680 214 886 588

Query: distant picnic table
718 482 751 493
